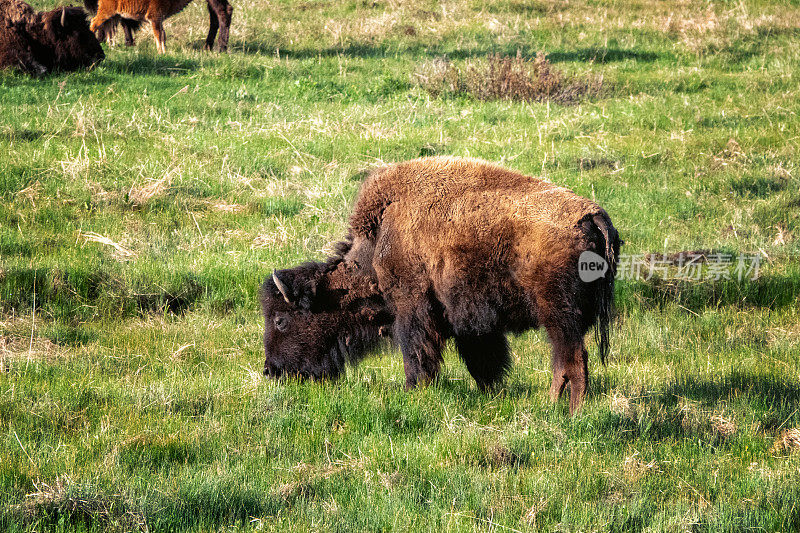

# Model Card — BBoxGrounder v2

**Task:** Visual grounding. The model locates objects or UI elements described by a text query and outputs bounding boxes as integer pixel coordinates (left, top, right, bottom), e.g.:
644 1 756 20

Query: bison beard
260 157 621 414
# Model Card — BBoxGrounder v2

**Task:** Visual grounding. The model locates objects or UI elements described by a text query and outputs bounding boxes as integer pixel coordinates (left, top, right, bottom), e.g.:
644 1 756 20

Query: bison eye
274 315 289 332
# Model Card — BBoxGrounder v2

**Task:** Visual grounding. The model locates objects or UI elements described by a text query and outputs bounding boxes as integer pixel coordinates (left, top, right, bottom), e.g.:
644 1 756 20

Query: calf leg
547 326 589 415
454 332 510 391
149 17 166 53
122 19 136 46
205 0 232 52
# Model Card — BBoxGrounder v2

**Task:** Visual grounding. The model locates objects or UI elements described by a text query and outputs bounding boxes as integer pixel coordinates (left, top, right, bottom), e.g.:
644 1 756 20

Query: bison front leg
454 332 511 391
547 327 589 415
393 304 445 389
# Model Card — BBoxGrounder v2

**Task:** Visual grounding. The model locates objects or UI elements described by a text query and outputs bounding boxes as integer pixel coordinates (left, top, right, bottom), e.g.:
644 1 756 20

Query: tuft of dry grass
413 51 604 105
14 181 41 207
710 413 737 438
81 232 136 261
771 428 800 455
412 57 461 98
12 476 146 532
210 200 245 213
0 333 65 367
711 138 748 170
128 176 170 207
622 452 659 484
677 399 737 439
610 391 638 421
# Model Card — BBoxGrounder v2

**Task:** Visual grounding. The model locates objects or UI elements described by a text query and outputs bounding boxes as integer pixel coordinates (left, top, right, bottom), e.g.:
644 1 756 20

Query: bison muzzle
260 157 621 414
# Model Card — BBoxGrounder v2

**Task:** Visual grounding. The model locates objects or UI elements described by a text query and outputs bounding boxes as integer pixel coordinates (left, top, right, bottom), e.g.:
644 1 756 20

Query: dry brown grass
771 428 800 455
610 391 638 421
14 181 42 207
662 3 800 55
622 452 659 484
414 51 603 105
678 399 737 439
0 333 65 368
128 176 170 207
12 476 146 532
209 200 245 213
81 232 136 261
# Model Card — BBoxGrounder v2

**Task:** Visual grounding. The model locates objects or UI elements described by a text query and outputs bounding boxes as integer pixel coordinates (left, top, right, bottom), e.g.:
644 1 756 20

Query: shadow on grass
227 39 668 64
1 267 204 319
0 129 49 142
662 371 800 428
617 269 800 312
546 47 665 63
595 370 800 442
102 55 201 76
2 481 284 532
145 484 284 531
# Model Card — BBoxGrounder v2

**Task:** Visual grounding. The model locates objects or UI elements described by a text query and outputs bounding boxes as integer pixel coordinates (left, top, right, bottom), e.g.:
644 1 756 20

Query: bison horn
60 7 66 26
272 272 292 304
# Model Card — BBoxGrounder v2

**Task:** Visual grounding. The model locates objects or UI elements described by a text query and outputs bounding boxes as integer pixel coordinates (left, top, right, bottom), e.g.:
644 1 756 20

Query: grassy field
2 0 800 530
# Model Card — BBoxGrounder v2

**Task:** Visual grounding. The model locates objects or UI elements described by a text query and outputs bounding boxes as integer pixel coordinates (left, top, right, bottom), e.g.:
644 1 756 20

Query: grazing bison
261 157 621 414
87 0 232 53
0 0 104 75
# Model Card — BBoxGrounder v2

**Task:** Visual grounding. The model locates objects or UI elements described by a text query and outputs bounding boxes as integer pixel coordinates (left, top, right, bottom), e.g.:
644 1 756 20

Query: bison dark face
42 7 104 70
260 261 390 381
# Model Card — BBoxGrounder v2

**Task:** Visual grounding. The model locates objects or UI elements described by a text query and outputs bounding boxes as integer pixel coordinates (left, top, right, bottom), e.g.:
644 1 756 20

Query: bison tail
592 212 620 366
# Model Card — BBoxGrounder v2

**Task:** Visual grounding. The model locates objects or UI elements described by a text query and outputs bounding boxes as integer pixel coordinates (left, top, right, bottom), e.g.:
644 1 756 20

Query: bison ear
272 270 318 310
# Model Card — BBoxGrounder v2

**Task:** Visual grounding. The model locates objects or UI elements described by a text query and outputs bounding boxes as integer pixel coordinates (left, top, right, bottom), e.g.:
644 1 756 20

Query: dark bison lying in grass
0 0 104 75
261 157 621 414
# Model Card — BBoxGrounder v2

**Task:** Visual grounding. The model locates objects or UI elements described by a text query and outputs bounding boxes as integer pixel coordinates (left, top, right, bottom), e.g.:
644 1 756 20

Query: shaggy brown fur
261 157 620 414
88 0 232 53
83 0 140 47
0 0 104 75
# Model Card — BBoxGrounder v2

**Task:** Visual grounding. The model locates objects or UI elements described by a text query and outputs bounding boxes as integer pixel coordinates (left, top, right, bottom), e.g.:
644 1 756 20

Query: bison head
40 7 104 71
260 260 390 381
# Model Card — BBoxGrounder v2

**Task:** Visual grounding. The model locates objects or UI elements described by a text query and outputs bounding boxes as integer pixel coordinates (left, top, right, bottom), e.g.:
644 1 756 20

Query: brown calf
88 0 231 53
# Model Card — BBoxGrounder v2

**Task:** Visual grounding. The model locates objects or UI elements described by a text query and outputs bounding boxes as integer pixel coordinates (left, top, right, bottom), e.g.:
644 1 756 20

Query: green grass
2 0 800 530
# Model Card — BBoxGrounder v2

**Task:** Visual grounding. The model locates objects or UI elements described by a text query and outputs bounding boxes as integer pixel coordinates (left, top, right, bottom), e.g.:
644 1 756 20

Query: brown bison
261 157 621 414
0 0 104 75
87 0 232 53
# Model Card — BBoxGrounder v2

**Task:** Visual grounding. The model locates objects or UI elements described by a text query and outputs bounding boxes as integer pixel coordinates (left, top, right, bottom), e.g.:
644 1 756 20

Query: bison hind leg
455 332 511 391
